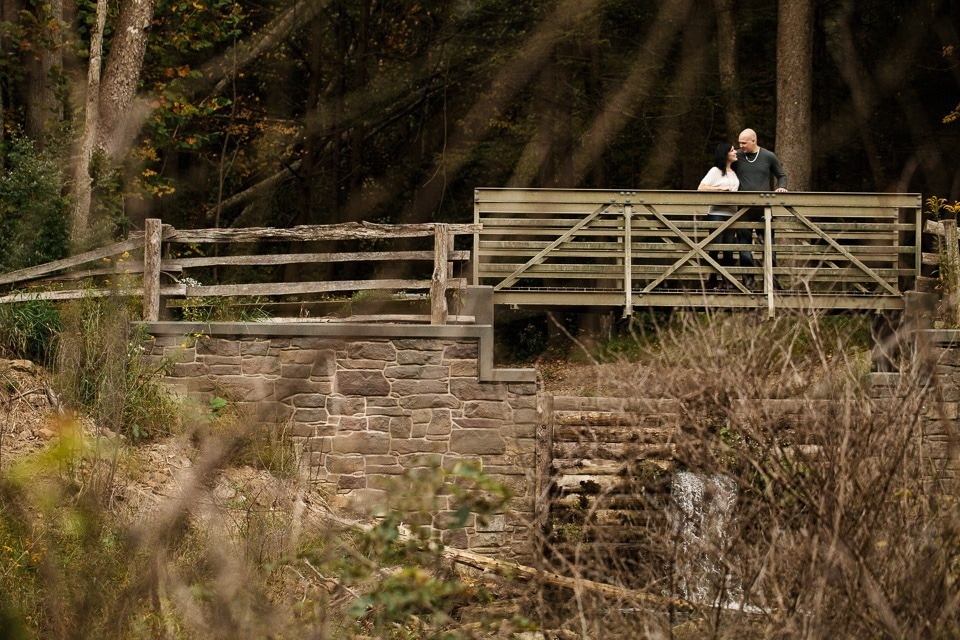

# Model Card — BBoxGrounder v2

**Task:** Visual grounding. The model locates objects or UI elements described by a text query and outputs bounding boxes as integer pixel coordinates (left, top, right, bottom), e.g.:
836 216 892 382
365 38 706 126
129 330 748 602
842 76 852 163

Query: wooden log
165 221 481 243
0 237 144 286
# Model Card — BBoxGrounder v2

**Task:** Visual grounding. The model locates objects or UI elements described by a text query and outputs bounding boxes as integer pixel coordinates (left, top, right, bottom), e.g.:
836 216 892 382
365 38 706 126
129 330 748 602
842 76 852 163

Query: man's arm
770 153 788 191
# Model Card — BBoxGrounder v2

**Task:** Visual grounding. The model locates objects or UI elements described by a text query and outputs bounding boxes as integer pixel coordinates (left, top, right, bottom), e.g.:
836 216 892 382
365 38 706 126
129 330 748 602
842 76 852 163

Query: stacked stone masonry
146 333 539 561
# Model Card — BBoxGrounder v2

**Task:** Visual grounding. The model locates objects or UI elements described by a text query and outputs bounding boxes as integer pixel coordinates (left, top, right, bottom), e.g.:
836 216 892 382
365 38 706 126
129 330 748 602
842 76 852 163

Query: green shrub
54 295 180 441
0 136 69 271
0 299 61 364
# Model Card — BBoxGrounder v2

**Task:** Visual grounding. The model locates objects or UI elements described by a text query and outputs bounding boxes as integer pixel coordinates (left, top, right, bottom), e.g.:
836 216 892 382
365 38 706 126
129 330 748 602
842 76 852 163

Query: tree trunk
25 0 64 144
98 0 158 159
70 0 107 247
713 0 743 140
775 0 813 191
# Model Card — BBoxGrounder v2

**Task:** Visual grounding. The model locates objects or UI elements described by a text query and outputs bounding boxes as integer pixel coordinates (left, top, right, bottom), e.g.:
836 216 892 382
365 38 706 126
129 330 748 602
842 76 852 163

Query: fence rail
0 220 480 325
475 189 923 316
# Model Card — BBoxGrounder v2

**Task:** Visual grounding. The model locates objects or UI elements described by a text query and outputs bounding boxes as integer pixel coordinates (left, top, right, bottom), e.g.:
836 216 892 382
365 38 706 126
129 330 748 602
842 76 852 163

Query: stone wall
141 320 539 561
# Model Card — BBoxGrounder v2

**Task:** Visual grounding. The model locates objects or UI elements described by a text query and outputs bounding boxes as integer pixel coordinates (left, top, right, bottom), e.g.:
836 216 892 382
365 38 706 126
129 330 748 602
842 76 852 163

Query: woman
698 142 739 289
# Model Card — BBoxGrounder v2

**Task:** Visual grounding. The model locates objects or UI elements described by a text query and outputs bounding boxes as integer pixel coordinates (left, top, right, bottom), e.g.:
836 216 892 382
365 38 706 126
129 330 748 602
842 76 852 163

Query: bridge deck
474 189 922 315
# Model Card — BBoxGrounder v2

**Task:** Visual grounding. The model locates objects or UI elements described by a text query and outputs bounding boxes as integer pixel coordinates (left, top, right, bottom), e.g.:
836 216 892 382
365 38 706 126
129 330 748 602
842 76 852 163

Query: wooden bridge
0 188 927 322
474 189 923 317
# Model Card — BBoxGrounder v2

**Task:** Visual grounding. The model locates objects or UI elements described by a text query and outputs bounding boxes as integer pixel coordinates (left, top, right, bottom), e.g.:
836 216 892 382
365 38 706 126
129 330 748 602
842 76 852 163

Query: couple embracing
697 129 788 290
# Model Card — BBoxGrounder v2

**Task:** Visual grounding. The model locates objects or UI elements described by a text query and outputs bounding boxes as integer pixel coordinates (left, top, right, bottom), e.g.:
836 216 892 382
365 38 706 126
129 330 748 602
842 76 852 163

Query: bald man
735 128 788 289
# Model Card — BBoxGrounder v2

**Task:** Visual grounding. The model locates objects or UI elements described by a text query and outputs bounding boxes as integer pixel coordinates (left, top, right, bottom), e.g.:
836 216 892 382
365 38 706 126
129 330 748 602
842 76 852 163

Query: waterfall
671 470 743 608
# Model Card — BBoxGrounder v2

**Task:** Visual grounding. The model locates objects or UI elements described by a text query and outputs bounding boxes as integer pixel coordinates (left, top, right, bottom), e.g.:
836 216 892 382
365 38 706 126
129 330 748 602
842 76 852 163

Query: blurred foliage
0 137 69 272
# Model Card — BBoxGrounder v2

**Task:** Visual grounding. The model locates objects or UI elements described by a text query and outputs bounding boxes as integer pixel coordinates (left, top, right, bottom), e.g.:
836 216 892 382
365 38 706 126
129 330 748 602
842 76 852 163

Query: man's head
738 129 759 154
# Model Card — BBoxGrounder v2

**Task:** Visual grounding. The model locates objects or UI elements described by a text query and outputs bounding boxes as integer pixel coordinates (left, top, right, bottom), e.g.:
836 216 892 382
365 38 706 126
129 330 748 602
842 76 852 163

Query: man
736 128 788 289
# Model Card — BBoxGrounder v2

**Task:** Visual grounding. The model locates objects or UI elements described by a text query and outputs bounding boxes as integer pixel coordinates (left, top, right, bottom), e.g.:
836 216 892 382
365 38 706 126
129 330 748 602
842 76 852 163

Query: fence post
623 205 633 317
143 218 162 321
764 206 775 318
942 219 960 327
431 223 449 324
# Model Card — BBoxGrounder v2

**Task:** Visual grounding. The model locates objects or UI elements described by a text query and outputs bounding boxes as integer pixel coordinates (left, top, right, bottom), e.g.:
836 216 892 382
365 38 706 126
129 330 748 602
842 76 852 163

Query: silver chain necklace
744 148 760 163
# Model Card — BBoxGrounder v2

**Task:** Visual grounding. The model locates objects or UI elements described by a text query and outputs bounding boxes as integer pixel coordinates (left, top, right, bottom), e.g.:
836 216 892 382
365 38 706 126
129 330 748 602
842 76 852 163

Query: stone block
450 379 507 401
368 415 391 432
398 453 444 468
309 351 336 377
399 394 462 410
171 362 207 377
443 342 478 359
303 436 331 452
326 455 365 474
511 408 539 425
239 340 271 356
347 342 397 361
327 396 366 415
242 356 281 376
397 350 443 365
215 376 274 402
450 430 506 455
208 364 243 376
242 401 293 423
411 409 433 425
384 365 448 380
475 514 506 532
343 358 388 370
281 364 314 379
389 416 412 438
464 401 509 420
338 416 367 431
279 349 319 365
292 393 327 408
293 408 330 423
290 337 345 350
276 378 323 399
394 339 446 351
441 528 468 548
392 379 450 395
338 475 366 489
500 423 537 439
331 431 391 455
391 439 449 455
197 338 240 357
428 410 452 436
368 397 400 409
453 417 504 430
507 382 537 395
337 370 390 396
448 360 479 377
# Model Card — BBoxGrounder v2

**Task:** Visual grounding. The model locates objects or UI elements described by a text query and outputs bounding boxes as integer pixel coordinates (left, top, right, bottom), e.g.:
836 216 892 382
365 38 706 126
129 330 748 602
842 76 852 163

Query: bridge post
431 223 449 324
143 218 162 322
763 206 775 318
623 205 633 317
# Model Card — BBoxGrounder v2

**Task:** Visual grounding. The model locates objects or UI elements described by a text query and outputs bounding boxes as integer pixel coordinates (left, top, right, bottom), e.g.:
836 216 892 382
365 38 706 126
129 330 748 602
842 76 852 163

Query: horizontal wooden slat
188 278 466 297
167 221 480 243
165 250 470 268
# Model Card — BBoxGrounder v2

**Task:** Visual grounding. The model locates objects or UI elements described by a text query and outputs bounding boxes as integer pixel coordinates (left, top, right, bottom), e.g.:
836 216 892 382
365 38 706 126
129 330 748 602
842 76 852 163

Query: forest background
0 0 957 275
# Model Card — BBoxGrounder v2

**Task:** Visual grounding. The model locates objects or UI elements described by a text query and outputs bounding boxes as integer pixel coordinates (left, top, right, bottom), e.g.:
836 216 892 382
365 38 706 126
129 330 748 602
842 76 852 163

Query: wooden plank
164 250 470 268
187 278 466 297
0 237 144 286
166 221 481 243
0 285 184 303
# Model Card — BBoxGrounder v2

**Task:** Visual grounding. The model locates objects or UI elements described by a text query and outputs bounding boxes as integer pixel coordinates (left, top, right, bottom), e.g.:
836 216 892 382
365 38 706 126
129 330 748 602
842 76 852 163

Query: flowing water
671 470 744 608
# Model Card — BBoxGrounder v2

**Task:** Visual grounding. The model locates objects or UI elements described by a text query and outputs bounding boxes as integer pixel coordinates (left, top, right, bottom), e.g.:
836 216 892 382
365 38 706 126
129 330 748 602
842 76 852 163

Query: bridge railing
0 220 480 324
474 188 923 315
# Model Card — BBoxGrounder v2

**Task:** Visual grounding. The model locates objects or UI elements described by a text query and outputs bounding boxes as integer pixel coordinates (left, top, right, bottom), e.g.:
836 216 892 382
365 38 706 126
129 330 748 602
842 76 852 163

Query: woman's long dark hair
713 142 735 175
